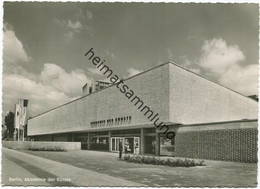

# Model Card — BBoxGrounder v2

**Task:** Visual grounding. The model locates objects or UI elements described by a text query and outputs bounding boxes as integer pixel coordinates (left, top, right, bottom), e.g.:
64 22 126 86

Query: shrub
28 146 66 151
123 154 131 161
121 154 206 167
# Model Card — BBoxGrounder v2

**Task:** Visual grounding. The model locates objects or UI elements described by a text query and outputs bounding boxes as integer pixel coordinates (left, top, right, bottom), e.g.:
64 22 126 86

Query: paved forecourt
2 148 144 186
24 149 257 187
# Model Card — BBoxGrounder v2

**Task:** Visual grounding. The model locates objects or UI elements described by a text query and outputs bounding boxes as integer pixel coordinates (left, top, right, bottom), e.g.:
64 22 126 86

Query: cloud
88 67 103 76
67 20 82 31
3 64 91 116
218 64 258 95
54 18 82 32
198 38 258 95
127 68 143 77
3 73 71 116
3 23 38 82
40 63 90 97
2 22 92 116
73 8 93 21
65 20 83 39
53 8 94 40
199 38 245 74
3 23 30 65
179 55 201 74
54 18 83 40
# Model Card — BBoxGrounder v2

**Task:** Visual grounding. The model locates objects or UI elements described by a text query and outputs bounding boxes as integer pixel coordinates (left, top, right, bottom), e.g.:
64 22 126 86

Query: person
152 140 156 154
124 139 130 154
119 140 123 159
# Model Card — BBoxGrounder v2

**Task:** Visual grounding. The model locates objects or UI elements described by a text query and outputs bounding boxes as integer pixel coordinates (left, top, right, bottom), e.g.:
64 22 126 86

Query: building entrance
160 133 175 156
111 137 123 152
144 136 156 154
110 137 140 154
91 136 109 151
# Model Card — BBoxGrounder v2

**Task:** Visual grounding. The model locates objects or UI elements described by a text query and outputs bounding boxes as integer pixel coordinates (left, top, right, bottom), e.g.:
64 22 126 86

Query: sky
3 2 259 117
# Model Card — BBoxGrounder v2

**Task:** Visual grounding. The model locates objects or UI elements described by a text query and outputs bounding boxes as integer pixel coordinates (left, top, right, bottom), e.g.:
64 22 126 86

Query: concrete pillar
140 128 145 155
87 133 91 150
155 132 160 156
108 131 112 151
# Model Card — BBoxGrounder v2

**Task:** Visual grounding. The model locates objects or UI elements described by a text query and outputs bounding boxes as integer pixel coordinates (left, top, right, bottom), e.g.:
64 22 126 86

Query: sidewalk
2 148 144 186
2 155 51 186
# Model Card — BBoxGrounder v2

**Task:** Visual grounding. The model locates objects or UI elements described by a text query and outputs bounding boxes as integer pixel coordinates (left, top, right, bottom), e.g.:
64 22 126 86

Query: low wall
175 121 257 163
2 141 81 151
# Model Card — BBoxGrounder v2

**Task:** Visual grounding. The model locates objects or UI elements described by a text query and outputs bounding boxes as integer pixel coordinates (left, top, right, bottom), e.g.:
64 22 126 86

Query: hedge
121 154 205 167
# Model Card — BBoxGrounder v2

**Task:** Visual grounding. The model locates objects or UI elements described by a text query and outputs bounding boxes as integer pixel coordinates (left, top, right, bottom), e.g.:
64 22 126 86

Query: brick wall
175 122 257 163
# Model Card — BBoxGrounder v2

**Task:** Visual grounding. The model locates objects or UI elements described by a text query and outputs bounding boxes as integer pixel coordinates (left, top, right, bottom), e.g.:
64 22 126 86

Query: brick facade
175 121 257 163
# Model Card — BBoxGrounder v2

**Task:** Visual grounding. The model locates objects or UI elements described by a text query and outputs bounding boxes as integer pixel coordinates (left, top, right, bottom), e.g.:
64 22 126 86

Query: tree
5 112 15 138
2 125 8 140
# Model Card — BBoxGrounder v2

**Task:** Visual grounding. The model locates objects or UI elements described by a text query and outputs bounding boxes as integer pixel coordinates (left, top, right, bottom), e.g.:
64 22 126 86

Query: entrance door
110 137 140 154
160 133 175 156
124 137 134 154
145 136 156 154
134 137 140 154
110 137 124 152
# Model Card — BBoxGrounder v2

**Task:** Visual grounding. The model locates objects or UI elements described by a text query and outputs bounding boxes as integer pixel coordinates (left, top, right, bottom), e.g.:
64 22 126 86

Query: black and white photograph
1 1 259 187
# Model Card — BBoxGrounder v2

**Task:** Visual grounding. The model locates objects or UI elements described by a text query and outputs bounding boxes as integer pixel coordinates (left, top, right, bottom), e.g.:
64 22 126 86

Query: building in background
14 99 29 141
82 80 111 95
27 62 258 162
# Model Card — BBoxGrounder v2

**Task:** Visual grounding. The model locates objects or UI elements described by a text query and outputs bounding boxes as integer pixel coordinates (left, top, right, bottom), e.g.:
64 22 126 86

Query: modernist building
27 62 258 162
